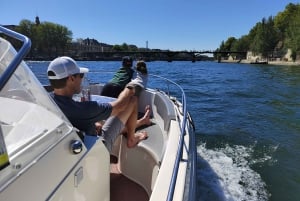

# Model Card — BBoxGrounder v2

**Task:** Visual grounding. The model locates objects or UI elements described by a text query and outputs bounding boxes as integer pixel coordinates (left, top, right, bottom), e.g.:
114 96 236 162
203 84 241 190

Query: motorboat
0 26 197 201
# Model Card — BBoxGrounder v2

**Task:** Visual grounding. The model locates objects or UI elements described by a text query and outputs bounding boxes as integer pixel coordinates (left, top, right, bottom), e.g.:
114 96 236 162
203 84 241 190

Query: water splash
197 143 271 201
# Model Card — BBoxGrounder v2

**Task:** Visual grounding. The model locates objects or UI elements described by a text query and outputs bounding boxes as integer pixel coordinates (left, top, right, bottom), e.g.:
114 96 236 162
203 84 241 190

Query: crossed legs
101 95 148 152
117 96 148 148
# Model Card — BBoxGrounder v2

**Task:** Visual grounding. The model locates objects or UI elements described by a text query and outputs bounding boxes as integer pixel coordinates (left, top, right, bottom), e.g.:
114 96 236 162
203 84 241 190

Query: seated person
101 56 134 98
126 60 148 96
47 56 148 152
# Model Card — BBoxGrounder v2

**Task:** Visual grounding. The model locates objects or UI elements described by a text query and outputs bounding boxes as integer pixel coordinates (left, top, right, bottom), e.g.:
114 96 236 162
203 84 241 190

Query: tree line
217 3 300 61
3 3 299 61
3 19 139 59
7 20 72 58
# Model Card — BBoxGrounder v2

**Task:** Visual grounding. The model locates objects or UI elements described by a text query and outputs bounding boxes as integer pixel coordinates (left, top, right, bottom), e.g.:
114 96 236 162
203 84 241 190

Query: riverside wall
220 59 300 66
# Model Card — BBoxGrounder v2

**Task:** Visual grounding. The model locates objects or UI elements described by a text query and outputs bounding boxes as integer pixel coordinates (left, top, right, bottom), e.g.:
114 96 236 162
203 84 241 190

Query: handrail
0 26 31 91
0 26 197 200
149 74 197 201
89 72 197 200
47 70 197 200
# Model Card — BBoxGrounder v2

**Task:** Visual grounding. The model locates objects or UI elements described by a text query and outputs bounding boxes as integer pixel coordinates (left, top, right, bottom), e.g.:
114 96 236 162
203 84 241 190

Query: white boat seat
153 92 176 131
137 122 165 163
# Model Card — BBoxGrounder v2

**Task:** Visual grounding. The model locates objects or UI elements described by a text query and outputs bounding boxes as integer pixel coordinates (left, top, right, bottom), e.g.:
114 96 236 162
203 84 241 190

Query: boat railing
87 71 197 200
0 26 31 91
0 24 197 199
149 74 197 201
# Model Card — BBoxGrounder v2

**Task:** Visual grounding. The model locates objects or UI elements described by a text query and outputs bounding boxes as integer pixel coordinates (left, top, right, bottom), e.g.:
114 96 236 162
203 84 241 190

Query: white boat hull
0 26 196 201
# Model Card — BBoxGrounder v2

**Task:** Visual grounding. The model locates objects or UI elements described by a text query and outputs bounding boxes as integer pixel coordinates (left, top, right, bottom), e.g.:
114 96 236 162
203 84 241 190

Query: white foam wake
197 143 270 201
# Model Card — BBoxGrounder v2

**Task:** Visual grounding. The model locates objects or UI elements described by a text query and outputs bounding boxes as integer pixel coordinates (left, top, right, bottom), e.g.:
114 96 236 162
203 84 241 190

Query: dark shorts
101 83 124 98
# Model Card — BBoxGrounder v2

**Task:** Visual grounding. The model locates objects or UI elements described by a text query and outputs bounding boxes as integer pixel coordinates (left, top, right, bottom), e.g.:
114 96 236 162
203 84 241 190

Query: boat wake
196 143 272 201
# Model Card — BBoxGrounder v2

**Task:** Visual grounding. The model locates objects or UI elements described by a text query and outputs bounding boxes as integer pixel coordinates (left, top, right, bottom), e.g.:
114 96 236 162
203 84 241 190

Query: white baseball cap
47 56 89 80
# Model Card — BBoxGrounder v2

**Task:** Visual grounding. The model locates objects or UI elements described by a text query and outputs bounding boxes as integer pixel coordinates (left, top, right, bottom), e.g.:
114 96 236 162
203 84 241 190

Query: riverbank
220 59 300 66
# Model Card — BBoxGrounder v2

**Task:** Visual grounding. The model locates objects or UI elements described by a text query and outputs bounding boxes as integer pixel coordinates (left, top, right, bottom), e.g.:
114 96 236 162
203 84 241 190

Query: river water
28 60 300 201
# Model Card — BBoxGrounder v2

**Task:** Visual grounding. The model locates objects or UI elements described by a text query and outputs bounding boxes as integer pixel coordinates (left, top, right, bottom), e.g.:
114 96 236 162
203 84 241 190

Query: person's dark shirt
51 93 112 134
110 66 134 88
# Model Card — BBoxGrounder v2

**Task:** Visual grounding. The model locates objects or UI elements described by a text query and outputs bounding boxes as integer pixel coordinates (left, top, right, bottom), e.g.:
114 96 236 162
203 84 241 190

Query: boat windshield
0 37 72 157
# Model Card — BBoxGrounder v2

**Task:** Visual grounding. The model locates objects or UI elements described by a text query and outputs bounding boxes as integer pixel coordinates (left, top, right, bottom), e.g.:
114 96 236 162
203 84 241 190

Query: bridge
75 50 247 62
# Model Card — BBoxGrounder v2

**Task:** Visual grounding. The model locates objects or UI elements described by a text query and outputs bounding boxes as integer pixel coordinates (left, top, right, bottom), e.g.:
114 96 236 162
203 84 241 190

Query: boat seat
136 121 165 163
118 123 163 196
153 92 176 131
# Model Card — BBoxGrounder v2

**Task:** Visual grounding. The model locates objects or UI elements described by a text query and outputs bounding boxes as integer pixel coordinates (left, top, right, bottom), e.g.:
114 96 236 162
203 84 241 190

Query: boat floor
110 156 149 201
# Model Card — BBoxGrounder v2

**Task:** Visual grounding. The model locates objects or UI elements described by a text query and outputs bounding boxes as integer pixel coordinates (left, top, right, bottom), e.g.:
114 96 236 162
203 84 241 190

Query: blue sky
1 0 299 51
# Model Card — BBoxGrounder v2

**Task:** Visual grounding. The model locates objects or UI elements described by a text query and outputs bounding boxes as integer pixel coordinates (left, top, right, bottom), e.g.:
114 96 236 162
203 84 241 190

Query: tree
15 20 36 56
232 35 250 52
249 17 279 57
54 24 72 55
274 3 299 37
112 45 122 51
231 35 250 59
121 43 129 51
218 3 299 59
16 20 33 38
285 12 300 61
15 19 72 58
223 37 237 51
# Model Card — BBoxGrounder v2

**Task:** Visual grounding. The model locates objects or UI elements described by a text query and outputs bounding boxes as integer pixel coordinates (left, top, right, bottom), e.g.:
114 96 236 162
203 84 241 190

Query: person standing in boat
47 56 148 152
101 56 134 98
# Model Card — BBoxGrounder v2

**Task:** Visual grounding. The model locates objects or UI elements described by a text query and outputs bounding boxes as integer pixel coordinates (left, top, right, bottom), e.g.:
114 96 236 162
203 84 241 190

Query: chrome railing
0 25 197 200
0 26 31 91
150 74 197 201
88 72 197 200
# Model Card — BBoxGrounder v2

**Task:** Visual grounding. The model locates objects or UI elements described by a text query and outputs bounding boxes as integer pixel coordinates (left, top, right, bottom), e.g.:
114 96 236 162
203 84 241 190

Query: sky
1 0 299 51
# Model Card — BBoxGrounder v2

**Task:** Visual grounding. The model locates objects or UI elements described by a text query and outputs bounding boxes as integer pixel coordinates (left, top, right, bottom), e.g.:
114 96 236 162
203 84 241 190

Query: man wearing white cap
47 56 148 152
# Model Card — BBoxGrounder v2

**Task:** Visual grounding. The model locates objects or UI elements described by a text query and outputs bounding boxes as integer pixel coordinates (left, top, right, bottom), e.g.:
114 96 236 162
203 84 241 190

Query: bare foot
127 131 148 148
140 105 151 126
95 121 104 135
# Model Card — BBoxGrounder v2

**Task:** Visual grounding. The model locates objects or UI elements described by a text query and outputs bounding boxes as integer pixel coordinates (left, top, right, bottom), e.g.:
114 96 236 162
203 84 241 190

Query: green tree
223 37 237 51
16 20 33 38
274 3 299 39
128 44 138 51
15 19 72 58
218 3 300 59
15 20 37 56
37 22 72 57
285 12 300 61
54 24 72 55
112 45 122 51
232 35 250 52
249 17 279 57
231 35 250 59
121 43 129 51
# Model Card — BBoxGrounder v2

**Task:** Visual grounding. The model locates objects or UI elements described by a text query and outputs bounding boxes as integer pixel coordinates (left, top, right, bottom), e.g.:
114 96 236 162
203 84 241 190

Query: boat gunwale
0 25 197 200
89 71 197 200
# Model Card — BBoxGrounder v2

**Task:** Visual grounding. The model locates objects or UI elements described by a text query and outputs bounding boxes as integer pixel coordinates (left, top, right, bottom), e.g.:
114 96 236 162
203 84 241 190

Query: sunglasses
73 73 84 78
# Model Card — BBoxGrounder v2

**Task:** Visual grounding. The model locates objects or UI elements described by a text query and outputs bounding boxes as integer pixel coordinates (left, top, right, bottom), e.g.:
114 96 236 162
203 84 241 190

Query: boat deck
110 156 149 201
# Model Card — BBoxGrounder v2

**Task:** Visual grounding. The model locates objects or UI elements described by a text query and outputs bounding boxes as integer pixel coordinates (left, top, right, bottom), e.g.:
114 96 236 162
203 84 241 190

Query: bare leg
136 105 151 128
120 105 151 134
117 96 148 148
97 96 151 135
